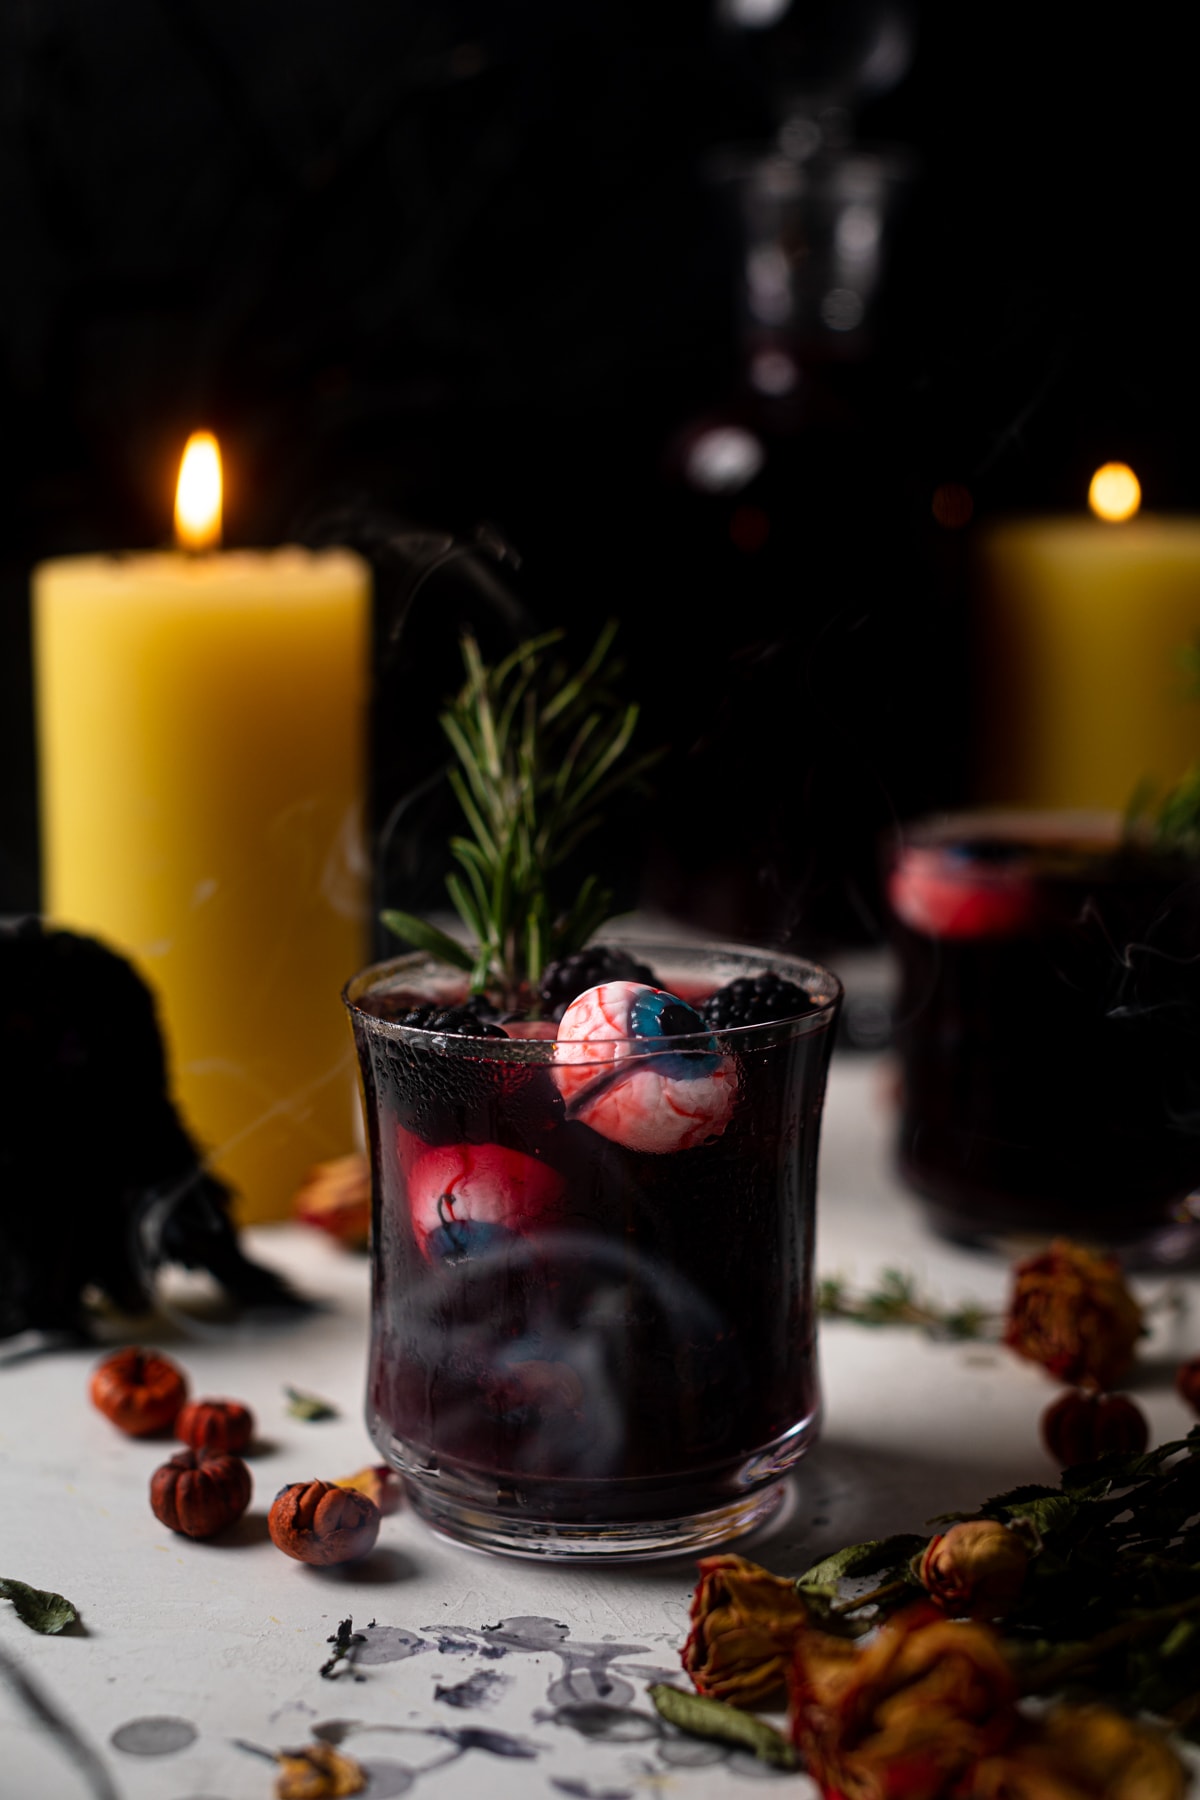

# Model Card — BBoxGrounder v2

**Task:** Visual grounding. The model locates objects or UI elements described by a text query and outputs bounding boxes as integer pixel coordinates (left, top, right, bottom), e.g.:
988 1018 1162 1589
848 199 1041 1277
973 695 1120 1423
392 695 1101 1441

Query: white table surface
2 1051 1196 1800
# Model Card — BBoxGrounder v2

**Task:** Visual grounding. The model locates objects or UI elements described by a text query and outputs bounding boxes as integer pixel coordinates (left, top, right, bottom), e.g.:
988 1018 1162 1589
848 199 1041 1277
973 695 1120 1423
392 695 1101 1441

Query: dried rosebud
269 1480 381 1566
967 1703 1186 1800
1175 1356 1200 1416
790 1604 1018 1800
1004 1239 1142 1389
176 1397 255 1456
917 1521 1029 1619
150 1448 251 1539
89 1346 188 1436
680 1554 811 1708
274 1741 366 1798
1040 1387 1148 1467
292 1154 371 1249
336 1464 404 1516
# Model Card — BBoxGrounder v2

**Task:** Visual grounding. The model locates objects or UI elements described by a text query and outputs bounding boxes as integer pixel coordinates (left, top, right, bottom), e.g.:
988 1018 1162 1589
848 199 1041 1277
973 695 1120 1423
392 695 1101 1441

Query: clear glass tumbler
344 940 841 1559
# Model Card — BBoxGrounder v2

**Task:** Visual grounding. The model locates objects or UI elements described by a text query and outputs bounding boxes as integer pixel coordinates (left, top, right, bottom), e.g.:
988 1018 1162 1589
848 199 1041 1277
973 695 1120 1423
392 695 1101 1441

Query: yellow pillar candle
976 481 1200 809
32 437 371 1223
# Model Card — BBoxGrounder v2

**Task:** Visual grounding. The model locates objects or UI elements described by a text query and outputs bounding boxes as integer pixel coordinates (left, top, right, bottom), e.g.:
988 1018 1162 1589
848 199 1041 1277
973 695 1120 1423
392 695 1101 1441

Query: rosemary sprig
817 1269 998 1341
381 623 658 1009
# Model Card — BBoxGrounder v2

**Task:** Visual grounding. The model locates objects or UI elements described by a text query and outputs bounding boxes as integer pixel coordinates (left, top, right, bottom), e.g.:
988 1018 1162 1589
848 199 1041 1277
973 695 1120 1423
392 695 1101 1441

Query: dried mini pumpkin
1176 1356 1200 1415
90 1346 188 1436
1040 1387 1148 1466
269 1480 380 1566
150 1448 252 1538
176 1397 254 1455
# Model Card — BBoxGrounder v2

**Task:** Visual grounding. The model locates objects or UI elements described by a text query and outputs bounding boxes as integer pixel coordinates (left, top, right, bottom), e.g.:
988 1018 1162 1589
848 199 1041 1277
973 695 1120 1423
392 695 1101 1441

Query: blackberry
539 945 661 1022
700 972 815 1030
392 1002 508 1039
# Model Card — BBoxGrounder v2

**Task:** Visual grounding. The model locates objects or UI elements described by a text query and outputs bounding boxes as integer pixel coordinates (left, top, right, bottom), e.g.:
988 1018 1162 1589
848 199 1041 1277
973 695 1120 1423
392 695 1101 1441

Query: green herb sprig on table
818 1269 998 1341
381 623 659 1013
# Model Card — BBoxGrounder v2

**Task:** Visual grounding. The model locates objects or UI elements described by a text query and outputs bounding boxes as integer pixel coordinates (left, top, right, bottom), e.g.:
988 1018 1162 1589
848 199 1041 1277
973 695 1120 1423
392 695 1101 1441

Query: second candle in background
974 466 1200 811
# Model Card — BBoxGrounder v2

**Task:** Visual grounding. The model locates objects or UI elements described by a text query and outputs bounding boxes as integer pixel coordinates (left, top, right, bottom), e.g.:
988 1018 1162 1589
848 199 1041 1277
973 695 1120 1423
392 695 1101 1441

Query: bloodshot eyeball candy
408 1142 565 1260
552 982 736 1153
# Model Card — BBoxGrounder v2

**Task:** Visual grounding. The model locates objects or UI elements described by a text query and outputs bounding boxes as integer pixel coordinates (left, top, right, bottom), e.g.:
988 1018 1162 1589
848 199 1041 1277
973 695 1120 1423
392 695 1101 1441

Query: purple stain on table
433 1725 539 1759
433 1669 508 1710
358 1761 416 1797
541 1703 661 1744
658 1736 729 1767
478 1617 649 1708
109 1716 197 1756
352 1626 433 1666
551 1781 635 1800
479 1615 571 1648
724 1747 800 1780
312 1719 359 1745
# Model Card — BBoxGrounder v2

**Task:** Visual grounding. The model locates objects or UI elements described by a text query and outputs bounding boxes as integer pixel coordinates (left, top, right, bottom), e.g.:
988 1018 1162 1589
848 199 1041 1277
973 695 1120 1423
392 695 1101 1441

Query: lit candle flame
1088 462 1141 524
175 431 222 551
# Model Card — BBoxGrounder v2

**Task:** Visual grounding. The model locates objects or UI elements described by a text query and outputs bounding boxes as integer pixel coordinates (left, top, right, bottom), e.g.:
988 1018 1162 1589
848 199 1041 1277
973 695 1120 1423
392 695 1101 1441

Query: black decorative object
1 918 304 1341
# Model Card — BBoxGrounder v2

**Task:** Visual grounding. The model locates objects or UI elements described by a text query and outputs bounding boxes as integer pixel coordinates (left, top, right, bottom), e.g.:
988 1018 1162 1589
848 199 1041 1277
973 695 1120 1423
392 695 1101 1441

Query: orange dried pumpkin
150 1448 252 1538
176 1397 254 1455
90 1346 188 1436
1040 1388 1148 1466
269 1479 381 1565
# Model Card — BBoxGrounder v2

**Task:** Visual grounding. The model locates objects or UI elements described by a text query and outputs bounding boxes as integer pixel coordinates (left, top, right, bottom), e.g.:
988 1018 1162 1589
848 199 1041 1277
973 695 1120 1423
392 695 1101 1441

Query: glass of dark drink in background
887 811 1200 1256
344 940 841 1559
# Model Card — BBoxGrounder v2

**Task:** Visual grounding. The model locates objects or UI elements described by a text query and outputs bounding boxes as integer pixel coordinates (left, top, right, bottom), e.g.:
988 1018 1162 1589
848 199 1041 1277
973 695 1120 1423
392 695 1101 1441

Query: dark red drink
888 813 1200 1250
344 941 840 1558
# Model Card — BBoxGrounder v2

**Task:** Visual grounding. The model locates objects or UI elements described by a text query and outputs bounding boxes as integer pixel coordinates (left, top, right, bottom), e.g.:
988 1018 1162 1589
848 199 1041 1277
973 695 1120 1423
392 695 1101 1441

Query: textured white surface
2 1051 1196 1800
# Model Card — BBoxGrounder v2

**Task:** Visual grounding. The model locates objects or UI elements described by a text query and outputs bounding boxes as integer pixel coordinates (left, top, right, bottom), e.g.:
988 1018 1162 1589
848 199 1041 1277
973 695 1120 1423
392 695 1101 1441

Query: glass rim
342 937 842 1058
892 807 1125 852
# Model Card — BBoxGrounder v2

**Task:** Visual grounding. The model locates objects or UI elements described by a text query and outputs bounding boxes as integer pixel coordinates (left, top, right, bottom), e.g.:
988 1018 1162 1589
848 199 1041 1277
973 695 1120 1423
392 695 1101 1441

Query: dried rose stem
1018 1591 1200 1694
832 1578 914 1615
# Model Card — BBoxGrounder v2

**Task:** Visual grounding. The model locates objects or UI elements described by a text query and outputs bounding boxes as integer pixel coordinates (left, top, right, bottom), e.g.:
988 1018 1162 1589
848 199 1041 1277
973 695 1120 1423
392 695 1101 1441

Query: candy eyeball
552 981 736 1154
407 1142 565 1261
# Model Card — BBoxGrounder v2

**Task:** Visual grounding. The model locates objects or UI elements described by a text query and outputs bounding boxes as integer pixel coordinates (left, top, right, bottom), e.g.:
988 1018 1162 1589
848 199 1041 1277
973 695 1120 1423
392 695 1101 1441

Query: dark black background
2 1 1195 955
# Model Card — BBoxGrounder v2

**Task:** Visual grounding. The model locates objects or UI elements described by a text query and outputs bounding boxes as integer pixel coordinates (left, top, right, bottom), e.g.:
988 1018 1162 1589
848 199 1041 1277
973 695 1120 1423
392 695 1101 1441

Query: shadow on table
755 1436 1050 1577
512 1436 1051 1593
310 1547 419 1585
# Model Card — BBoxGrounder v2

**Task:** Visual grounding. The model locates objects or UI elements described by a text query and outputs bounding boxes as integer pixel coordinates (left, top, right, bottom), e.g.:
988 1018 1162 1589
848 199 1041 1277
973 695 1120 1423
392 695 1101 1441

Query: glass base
407 1476 789 1562
908 1160 1200 1271
373 1410 819 1562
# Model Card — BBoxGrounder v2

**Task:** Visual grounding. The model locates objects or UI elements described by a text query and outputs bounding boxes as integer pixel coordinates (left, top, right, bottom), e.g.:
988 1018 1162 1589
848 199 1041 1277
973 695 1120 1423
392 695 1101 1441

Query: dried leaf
336 1464 404 1515
797 1535 928 1596
648 1684 797 1767
275 1742 366 1798
284 1386 338 1422
0 1576 78 1634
